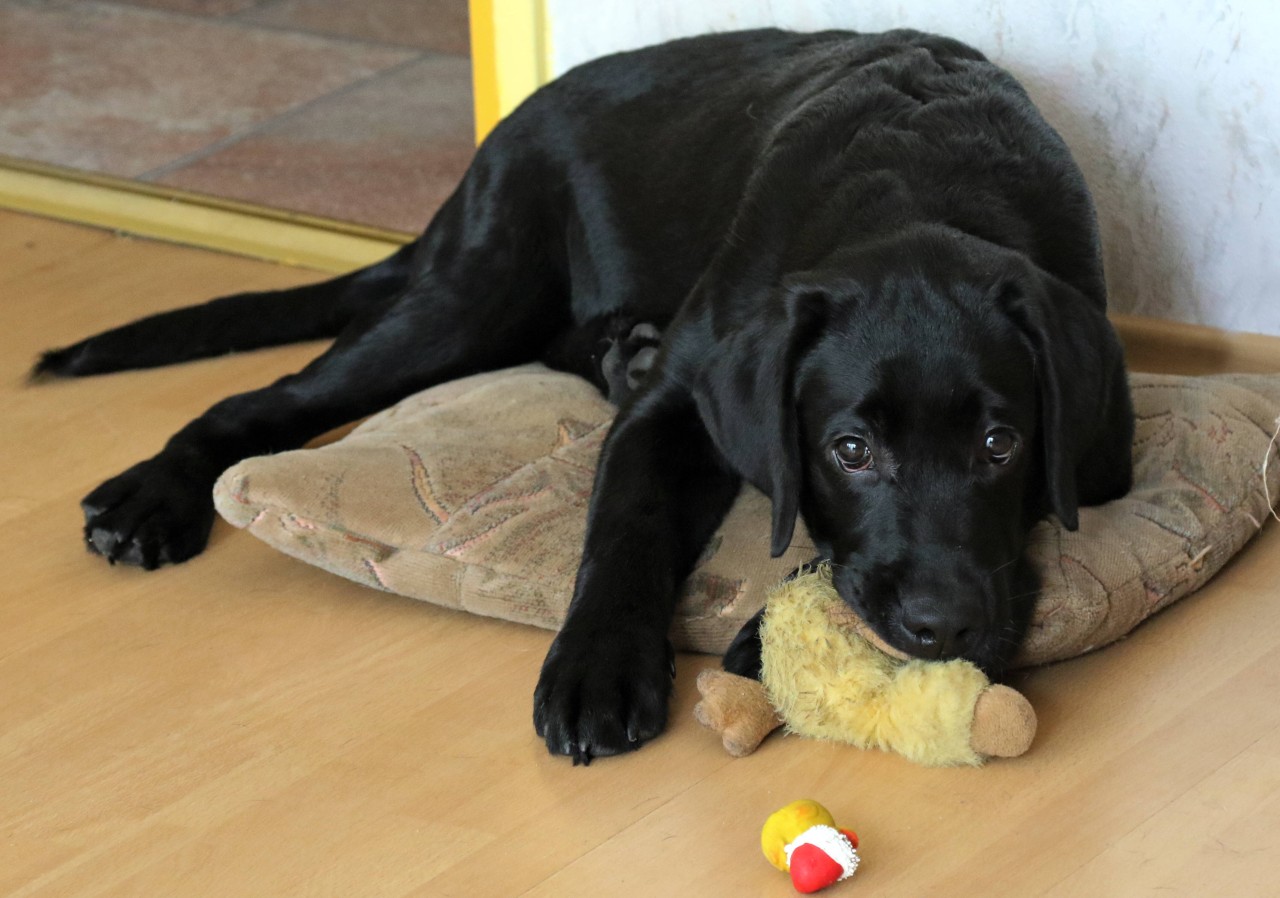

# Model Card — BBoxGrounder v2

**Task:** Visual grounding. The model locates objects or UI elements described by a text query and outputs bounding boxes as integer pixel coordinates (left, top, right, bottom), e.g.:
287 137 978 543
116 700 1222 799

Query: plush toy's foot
969 684 1037 758
693 669 782 757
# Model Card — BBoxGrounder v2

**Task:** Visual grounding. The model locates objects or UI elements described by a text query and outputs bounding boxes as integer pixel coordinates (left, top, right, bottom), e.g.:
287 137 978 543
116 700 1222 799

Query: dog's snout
898 596 978 660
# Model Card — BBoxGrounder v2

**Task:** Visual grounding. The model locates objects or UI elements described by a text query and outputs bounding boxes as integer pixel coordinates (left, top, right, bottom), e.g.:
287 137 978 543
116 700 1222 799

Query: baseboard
1112 314 1280 376
0 155 410 273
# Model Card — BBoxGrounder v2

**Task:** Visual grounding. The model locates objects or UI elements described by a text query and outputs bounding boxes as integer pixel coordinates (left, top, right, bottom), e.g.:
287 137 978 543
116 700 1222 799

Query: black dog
34 28 1134 764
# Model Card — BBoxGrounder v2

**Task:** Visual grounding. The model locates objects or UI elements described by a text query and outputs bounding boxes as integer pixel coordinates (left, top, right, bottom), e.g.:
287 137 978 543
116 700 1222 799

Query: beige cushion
1018 373 1280 665
213 366 1280 665
213 366 817 652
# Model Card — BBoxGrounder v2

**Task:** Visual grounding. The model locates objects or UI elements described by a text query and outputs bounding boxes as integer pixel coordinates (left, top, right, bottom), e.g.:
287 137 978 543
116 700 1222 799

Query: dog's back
37 28 1100 384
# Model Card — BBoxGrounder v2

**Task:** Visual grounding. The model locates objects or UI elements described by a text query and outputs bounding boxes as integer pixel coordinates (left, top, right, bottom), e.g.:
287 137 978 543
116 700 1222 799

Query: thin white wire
1264 415 1280 524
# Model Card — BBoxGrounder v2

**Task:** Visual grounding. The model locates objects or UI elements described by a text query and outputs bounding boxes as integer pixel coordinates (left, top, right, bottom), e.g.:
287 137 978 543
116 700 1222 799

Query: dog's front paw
81 458 216 569
533 625 676 765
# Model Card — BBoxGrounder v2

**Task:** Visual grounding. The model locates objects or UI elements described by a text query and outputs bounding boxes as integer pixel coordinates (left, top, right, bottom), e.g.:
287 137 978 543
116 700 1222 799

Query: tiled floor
0 0 475 232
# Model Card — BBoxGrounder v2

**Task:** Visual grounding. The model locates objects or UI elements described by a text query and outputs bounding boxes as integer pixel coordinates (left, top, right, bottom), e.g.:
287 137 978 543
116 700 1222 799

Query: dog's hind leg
80 156 571 568
538 316 667 406
82 278 564 568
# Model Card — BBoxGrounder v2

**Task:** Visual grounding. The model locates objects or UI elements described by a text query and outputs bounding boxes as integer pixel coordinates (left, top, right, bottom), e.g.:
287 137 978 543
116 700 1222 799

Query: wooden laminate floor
3 209 1280 896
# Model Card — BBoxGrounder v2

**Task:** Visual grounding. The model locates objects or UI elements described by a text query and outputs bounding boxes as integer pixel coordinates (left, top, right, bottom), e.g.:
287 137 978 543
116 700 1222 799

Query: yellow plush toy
694 567 1037 766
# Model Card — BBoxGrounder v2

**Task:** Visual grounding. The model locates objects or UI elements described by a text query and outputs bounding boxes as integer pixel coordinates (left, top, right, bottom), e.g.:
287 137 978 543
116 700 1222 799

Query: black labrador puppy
34 28 1134 764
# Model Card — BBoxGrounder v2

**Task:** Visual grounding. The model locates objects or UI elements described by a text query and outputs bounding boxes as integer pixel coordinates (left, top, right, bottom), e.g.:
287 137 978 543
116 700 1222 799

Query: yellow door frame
0 4 554 269
468 0 555 144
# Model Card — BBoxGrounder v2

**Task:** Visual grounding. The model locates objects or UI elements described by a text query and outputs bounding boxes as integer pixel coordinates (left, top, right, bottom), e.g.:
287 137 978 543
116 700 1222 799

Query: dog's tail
31 241 418 380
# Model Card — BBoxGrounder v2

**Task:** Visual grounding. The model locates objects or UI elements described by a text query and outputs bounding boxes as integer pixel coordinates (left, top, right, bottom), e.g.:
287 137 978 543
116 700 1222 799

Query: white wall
545 0 1280 337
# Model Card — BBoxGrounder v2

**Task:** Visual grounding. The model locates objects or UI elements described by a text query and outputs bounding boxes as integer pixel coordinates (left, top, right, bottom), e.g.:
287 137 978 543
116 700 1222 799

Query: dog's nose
899 599 974 659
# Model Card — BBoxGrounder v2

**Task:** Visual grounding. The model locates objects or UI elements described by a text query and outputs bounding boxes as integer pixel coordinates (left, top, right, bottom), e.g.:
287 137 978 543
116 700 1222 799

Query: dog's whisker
987 555 1024 580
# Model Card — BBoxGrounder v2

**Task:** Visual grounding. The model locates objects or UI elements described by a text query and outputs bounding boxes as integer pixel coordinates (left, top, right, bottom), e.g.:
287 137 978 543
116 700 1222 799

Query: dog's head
694 235 1132 674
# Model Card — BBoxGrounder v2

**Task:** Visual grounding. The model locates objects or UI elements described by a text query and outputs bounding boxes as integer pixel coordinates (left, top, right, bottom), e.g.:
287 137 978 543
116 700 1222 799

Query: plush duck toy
694 567 1037 766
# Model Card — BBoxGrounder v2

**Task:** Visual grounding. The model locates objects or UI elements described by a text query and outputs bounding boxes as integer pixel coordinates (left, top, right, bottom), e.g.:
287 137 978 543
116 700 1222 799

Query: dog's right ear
993 265 1134 530
692 286 828 557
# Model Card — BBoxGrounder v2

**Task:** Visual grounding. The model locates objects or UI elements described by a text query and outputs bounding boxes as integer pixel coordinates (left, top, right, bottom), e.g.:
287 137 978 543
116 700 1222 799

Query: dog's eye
983 428 1019 465
832 436 874 473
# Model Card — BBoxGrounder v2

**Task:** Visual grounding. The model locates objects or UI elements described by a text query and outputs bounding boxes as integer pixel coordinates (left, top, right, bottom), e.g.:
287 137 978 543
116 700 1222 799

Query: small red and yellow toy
761 799 860 893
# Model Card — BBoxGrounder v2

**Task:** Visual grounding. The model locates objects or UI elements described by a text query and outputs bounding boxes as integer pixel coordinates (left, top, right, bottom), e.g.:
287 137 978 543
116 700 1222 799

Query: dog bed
212 366 1280 666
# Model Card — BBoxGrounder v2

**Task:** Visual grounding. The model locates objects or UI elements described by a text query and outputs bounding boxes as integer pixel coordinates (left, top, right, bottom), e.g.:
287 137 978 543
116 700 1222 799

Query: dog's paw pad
600 321 664 405
81 461 215 569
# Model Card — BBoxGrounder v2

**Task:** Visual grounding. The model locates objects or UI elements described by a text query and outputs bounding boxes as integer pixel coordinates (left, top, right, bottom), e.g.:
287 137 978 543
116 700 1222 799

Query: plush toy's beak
786 825 860 893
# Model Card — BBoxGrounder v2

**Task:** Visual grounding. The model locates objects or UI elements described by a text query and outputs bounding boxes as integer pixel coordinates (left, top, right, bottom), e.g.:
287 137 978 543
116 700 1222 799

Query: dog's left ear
995 267 1134 530
693 287 828 556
